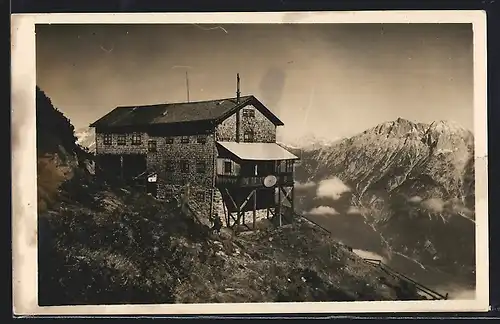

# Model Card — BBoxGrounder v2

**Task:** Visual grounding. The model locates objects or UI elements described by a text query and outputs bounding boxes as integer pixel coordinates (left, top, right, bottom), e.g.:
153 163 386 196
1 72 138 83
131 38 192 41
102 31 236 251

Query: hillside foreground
38 166 427 305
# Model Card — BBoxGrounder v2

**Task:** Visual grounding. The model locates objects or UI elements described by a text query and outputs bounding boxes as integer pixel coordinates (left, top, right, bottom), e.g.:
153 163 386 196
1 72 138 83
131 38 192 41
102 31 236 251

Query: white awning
217 141 299 161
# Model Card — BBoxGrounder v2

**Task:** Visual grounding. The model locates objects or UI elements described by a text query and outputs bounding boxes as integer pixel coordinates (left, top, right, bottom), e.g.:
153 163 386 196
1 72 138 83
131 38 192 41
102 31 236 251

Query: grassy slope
36 87 421 305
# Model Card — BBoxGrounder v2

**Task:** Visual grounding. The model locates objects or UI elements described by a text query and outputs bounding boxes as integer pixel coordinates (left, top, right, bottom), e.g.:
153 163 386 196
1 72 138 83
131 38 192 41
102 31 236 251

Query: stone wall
216 104 277 143
96 130 217 219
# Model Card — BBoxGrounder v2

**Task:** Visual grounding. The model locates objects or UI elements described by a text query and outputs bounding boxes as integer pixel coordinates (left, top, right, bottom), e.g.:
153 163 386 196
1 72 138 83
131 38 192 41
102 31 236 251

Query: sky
36 23 474 144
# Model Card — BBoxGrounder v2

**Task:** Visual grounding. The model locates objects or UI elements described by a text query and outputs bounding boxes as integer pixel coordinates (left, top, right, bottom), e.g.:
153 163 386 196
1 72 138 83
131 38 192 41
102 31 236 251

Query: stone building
90 78 298 229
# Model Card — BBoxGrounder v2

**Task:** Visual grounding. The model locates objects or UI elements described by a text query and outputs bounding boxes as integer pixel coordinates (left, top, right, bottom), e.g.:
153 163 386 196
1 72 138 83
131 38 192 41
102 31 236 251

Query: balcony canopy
217 141 299 161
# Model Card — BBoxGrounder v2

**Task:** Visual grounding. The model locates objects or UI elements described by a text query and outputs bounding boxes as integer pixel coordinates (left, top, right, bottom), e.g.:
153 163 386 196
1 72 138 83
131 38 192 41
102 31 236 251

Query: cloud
346 206 362 215
306 206 339 216
295 180 316 189
316 177 350 200
421 198 445 213
408 196 423 203
353 249 386 263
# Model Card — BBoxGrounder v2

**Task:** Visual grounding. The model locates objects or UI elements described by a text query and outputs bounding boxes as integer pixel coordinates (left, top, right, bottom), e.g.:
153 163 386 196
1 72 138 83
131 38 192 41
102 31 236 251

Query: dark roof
89 95 284 128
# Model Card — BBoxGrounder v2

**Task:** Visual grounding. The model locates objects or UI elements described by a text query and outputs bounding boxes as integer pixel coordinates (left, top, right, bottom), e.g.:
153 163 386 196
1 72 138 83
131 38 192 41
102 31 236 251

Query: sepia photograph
11 11 488 315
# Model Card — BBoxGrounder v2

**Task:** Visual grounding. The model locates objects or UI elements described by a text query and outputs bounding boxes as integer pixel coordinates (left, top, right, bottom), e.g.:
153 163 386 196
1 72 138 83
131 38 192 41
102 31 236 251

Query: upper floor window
196 161 206 174
195 190 205 202
103 134 112 145
180 160 190 173
285 160 294 173
117 134 126 145
148 140 157 152
242 108 255 118
131 133 142 145
197 135 207 144
224 161 232 174
165 160 175 172
243 130 254 142
181 136 190 144
165 137 174 144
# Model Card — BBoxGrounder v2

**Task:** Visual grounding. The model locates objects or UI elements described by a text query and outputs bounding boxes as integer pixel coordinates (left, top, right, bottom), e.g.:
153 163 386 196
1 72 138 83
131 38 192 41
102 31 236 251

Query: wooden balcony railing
216 173 294 188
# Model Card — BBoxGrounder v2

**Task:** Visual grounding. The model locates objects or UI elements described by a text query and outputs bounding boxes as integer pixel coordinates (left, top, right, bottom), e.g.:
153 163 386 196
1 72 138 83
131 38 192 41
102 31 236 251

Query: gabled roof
217 141 299 161
89 95 284 128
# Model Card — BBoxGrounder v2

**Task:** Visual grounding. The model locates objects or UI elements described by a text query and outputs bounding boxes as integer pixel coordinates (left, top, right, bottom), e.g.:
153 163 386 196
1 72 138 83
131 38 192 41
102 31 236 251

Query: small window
181 136 190 144
243 130 254 142
165 160 175 172
131 133 142 145
165 137 174 144
196 161 206 173
242 108 255 118
285 160 294 173
148 140 157 152
103 134 112 145
197 135 207 144
224 161 232 174
195 190 205 202
180 160 190 173
117 134 126 145
165 188 174 198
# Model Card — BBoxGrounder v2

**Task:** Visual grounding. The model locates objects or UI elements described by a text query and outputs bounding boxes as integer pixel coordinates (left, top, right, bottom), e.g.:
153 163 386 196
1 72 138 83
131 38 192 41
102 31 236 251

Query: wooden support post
252 189 257 230
278 186 282 227
266 207 270 220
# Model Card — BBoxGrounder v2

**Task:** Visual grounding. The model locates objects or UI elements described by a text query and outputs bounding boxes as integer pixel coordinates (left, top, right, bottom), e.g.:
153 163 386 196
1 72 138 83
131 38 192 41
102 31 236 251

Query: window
165 188 174 198
117 134 126 145
285 160 294 173
180 160 190 173
197 135 207 144
196 161 206 173
103 134 112 145
131 133 142 145
165 160 175 172
242 108 255 118
181 136 190 144
165 137 174 144
224 161 232 174
195 190 205 202
148 140 157 152
243 130 254 142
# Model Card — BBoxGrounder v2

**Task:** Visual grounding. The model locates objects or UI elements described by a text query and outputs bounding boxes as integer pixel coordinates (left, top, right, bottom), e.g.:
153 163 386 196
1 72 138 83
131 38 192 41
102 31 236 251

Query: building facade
91 92 298 230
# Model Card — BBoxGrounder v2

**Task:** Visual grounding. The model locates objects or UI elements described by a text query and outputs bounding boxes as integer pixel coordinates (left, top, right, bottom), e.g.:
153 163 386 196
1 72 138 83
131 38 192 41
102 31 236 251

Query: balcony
216 173 294 188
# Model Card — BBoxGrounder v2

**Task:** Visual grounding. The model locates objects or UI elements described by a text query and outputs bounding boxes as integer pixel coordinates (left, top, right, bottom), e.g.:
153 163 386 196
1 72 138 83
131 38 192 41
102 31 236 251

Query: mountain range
287 118 476 288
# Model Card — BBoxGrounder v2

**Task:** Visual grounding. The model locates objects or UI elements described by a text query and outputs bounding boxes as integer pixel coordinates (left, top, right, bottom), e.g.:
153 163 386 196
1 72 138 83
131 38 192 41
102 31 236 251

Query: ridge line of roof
115 95 254 109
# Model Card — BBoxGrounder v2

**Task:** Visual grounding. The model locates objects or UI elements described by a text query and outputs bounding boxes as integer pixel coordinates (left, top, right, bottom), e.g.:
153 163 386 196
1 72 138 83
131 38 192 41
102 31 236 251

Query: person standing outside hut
211 212 223 234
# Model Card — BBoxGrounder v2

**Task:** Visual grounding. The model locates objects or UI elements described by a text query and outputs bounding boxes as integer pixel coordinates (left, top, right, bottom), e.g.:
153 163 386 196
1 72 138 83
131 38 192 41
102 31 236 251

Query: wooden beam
253 189 257 230
225 188 238 211
222 199 229 226
240 189 255 211
278 187 282 227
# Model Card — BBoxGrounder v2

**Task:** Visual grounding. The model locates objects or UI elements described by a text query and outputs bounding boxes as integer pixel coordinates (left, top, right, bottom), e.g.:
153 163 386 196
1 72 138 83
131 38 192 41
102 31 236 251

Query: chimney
235 73 241 142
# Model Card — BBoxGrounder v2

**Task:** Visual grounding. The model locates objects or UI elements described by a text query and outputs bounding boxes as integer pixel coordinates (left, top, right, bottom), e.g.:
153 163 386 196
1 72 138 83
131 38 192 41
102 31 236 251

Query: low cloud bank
316 177 350 200
306 206 339 216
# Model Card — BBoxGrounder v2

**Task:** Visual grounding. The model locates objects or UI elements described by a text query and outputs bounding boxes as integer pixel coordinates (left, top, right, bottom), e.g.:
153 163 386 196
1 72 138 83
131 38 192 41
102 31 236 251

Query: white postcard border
11 10 489 315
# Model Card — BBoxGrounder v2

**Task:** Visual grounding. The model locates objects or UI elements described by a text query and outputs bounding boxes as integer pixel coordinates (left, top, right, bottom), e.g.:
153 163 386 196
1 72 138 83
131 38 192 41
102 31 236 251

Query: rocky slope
37 88 422 305
290 118 476 285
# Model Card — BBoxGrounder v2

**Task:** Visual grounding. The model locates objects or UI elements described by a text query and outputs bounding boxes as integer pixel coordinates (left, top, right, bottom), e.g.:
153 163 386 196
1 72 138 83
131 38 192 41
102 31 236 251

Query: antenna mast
236 73 241 103
185 71 190 102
